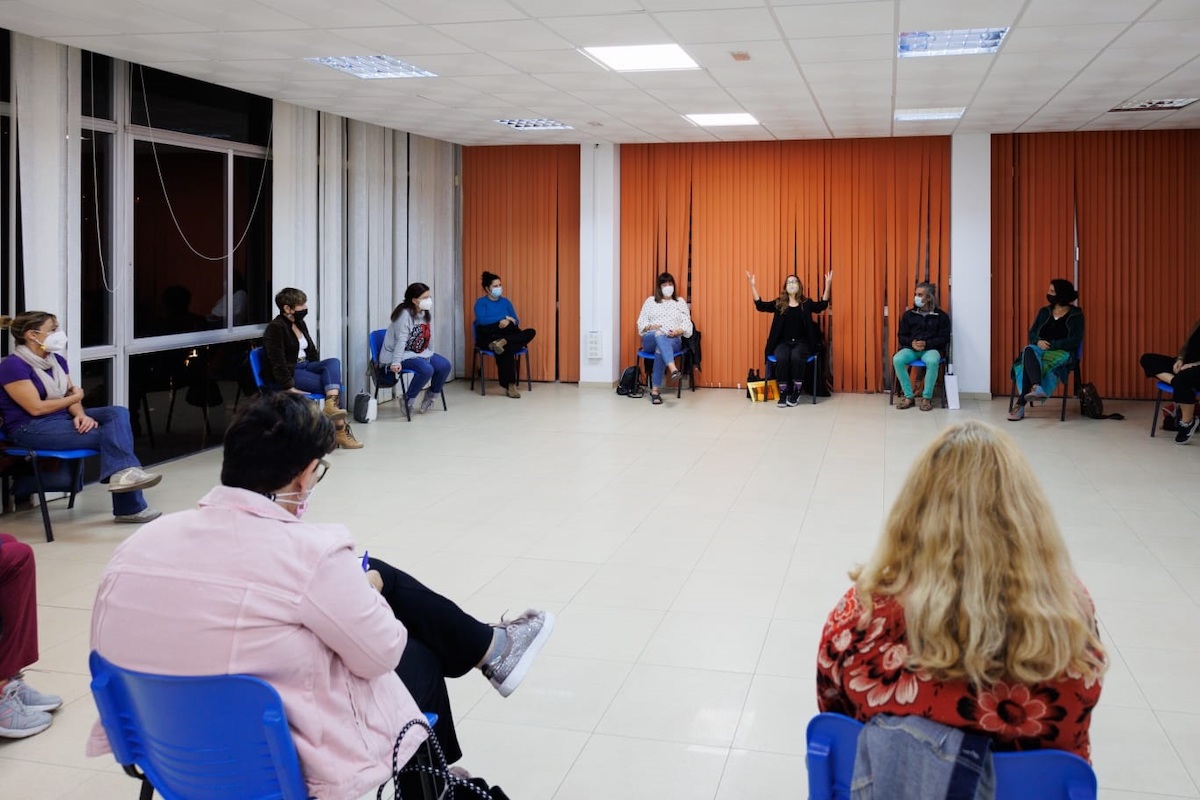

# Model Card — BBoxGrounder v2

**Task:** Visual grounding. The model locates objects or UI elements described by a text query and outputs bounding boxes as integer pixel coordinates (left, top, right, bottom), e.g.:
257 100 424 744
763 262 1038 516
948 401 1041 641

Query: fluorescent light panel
894 107 964 121
1111 98 1197 111
581 44 699 72
898 28 1008 58
306 55 436 79
495 118 573 130
685 112 759 127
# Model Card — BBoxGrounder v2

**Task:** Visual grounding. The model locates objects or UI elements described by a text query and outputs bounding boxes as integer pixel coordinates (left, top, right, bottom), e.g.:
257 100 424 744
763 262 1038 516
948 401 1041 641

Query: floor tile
596 663 751 747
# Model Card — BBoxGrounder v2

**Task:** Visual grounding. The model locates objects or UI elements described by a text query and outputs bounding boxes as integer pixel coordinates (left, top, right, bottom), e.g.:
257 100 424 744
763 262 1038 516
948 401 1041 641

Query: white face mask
39 330 69 352
418 297 433 311
274 482 319 519
661 285 675 298
490 286 502 298
913 295 925 308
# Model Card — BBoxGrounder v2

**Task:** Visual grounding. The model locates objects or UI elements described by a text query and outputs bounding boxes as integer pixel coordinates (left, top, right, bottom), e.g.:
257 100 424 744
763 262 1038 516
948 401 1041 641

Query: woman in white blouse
636 272 694 404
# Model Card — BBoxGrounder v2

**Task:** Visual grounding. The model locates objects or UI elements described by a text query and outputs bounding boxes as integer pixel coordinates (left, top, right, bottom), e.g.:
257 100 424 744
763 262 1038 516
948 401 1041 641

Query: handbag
353 391 377 424
377 718 507 800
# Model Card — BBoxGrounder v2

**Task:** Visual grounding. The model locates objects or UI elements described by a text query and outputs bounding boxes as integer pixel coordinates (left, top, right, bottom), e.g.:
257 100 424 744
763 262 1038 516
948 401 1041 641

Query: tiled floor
1 384 1198 799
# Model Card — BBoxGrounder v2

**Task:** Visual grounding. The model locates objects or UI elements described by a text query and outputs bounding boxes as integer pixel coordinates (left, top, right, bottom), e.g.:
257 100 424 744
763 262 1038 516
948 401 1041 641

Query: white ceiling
2 0 1198 145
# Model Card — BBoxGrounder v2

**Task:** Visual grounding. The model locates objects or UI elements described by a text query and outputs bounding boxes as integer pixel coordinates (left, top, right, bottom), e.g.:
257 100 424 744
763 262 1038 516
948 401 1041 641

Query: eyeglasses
315 459 331 484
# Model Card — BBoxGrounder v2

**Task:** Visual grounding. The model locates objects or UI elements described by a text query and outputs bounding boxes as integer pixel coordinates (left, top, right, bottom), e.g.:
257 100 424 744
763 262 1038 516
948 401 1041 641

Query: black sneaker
776 391 788 407
786 390 801 407
1176 417 1199 445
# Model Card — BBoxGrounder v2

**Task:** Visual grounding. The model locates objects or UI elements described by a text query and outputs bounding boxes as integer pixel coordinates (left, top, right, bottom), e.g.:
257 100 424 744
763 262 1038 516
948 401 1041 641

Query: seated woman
382 282 452 414
636 272 694 405
745 269 832 407
87 393 554 799
474 271 537 399
1008 279 1084 421
0 534 63 739
262 287 361 449
0 312 161 523
817 421 1105 761
1141 319 1200 444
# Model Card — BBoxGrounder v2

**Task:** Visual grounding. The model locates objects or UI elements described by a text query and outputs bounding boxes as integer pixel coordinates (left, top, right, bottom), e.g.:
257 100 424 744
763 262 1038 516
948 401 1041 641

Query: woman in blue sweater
473 272 536 399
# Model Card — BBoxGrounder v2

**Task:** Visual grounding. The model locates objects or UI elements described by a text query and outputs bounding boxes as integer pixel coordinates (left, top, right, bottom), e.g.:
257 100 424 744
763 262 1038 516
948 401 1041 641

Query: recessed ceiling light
684 113 760 127
305 55 436 79
495 118 574 130
1111 98 1198 112
894 107 965 122
581 44 699 73
897 28 1008 58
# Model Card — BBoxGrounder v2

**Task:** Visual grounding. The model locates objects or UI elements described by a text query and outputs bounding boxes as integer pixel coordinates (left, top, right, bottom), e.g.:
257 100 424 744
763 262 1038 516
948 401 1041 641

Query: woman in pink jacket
88 393 553 799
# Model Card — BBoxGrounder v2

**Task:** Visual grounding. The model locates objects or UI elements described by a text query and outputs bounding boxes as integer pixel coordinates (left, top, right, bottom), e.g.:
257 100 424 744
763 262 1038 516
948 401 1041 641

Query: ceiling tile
401 52 520 76
897 0 1023 31
802 58 892 84
622 69 723 90
1020 0 1156 27
453 73 557 92
653 8 783 43
536 71 639 92
1111 20 1200 51
432 19 573 51
642 0 764 9
540 13 674 47
645 86 740 111
0 1 124 37
1143 0 1200 21
788 34 892 62
999 22 1125 53
20 0 212 35
136 0 310 32
773 2 894 39
255 0 416 28
491 48 605 73
335 26 475 55
377 0 526 25
510 0 642 16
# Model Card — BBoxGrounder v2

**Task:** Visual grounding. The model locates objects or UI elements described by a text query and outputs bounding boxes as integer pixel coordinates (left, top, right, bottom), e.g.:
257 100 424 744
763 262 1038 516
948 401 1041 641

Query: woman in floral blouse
816 420 1106 760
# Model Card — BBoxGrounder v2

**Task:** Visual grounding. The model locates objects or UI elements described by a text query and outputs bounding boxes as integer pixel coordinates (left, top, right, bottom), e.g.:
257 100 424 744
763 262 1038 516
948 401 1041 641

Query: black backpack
1078 382 1125 420
616 365 643 398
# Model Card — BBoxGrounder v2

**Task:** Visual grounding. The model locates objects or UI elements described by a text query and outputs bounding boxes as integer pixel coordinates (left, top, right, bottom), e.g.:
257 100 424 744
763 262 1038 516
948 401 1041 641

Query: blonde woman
816 421 1105 760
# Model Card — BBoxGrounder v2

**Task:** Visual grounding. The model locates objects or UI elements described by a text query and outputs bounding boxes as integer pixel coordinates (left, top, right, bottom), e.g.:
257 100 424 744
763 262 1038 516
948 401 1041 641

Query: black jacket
896 308 951 352
1026 305 1084 355
262 313 319 390
755 298 828 358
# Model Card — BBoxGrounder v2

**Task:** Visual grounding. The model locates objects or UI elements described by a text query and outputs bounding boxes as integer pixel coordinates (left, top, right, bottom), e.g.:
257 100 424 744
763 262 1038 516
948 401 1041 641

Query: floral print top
816 586 1102 761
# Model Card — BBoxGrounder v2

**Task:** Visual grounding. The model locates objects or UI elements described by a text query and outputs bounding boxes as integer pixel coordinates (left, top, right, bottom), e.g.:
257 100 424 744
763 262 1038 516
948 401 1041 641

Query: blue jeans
892 348 941 399
641 331 681 389
401 354 451 400
293 358 343 397
10 406 147 516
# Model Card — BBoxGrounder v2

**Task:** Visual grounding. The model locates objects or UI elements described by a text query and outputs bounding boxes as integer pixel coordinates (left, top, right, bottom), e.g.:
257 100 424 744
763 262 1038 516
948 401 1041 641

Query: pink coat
87 485 427 800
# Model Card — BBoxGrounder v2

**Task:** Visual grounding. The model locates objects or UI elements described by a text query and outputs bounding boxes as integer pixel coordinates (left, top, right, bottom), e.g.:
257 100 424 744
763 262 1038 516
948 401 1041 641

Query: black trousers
368 558 494 764
1141 353 1200 404
772 339 812 387
477 323 537 387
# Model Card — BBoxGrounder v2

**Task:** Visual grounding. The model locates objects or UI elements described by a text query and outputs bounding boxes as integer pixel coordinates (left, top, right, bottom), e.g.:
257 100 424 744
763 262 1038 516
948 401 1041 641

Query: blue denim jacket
851 715 996 800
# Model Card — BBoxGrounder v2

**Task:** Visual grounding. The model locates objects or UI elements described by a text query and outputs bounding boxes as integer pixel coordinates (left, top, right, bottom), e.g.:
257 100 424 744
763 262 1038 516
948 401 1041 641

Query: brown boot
490 339 507 355
505 384 521 399
335 423 363 449
324 395 348 421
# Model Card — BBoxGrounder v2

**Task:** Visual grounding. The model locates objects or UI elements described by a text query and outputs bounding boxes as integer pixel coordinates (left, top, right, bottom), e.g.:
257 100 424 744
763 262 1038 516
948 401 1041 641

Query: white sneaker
108 467 162 493
114 508 162 524
10 678 62 712
0 683 52 739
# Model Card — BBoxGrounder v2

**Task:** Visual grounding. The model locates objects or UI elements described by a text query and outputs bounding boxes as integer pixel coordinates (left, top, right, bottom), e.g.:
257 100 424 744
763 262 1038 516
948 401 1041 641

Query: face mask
786 282 800 295
913 295 925 308
418 298 433 311
661 285 675 298
490 286 502 298
292 308 309 322
40 331 68 352
1046 294 1057 306
274 482 319 519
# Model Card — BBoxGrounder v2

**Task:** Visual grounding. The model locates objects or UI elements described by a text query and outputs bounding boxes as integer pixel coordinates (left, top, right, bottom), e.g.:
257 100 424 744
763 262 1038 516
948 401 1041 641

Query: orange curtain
991 130 1200 397
461 145 580 382
621 138 950 392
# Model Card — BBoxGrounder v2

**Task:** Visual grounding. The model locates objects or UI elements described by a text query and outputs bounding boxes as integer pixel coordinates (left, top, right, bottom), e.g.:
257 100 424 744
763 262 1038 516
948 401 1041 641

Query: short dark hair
481 271 500 289
275 287 306 312
221 393 335 495
654 272 677 303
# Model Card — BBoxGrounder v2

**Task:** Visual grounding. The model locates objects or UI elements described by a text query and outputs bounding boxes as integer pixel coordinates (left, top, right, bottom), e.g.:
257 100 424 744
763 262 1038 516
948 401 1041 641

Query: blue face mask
490 286 502 298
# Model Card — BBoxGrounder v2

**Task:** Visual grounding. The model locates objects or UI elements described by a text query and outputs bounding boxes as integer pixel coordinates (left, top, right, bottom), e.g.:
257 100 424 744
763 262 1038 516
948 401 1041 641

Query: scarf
12 344 71 401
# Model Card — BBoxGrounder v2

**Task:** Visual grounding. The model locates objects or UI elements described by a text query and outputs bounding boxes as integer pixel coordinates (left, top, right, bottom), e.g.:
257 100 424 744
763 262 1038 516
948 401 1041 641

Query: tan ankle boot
335 423 363 449
324 396 348 421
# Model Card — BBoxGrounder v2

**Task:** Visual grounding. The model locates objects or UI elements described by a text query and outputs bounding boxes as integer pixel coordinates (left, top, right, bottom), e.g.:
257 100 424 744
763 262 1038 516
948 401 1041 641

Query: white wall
578 143 621 386
950 134 992 397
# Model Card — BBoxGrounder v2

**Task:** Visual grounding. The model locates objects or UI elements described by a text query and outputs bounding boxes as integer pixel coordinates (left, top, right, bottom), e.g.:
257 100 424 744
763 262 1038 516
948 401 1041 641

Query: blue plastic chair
637 342 695 398
89 651 443 800
247 347 323 403
889 351 947 408
806 712 1097 800
368 329 423 421
470 323 532 396
0 430 97 543
1008 343 1083 422
765 352 820 405
1150 378 1178 438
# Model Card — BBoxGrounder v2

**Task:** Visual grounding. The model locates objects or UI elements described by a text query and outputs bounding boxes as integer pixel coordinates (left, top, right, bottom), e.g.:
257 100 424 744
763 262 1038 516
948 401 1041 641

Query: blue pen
361 551 370 572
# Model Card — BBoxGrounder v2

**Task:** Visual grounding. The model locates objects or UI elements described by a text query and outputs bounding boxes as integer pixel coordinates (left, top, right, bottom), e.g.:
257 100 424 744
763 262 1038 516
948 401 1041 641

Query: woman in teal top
473 271 536 399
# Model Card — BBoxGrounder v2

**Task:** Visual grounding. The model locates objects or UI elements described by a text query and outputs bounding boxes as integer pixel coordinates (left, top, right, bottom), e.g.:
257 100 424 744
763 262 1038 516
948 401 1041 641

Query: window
81 130 113 346
82 51 113 120
131 65 271 146
230 155 272 326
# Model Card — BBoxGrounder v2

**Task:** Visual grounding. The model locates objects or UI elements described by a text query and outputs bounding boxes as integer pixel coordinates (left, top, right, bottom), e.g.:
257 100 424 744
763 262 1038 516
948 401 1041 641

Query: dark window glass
231 155 272 326
133 140 225 339
81 359 112 407
129 340 255 464
0 115 8 357
0 30 10 104
81 51 113 120
81 130 113 346
131 65 271 146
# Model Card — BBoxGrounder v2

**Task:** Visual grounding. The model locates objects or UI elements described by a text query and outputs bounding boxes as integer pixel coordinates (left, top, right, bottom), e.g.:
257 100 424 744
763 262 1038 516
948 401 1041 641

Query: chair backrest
806 712 1097 800
369 329 386 365
89 651 311 800
248 347 266 389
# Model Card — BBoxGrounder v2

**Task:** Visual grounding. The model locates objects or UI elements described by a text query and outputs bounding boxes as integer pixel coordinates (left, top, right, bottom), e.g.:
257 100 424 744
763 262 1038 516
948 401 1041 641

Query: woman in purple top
0 312 162 523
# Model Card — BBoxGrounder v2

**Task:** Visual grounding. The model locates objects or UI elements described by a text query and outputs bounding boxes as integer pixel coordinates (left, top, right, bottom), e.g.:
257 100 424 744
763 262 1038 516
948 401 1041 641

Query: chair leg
166 388 177 434
141 393 156 448
812 356 820 404
1152 388 1164 437
399 373 413 421
469 349 478 392
29 454 53 543
525 351 533 391
67 458 85 509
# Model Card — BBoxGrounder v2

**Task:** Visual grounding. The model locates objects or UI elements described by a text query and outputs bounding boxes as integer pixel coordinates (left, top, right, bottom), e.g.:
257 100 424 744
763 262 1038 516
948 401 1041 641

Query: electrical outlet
587 331 602 359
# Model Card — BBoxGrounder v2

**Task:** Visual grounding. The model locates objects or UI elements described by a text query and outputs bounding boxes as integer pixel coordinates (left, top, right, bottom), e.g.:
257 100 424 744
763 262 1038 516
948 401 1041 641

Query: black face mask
1046 294 1057 306
293 308 309 322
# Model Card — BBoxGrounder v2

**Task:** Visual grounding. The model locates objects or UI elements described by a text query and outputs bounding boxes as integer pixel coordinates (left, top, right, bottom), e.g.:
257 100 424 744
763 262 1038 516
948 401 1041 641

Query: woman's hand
645 323 662 332
74 414 98 433
498 318 510 328
1037 339 1051 351
366 569 383 593
1175 358 1185 374
390 364 402 375
825 270 834 284
287 387 308 395
745 271 756 287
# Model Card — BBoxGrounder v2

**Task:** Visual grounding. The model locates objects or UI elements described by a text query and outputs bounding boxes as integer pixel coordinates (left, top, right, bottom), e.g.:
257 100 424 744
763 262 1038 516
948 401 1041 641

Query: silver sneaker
482 610 555 698
0 683 52 739
10 677 62 712
419 391 437 414
114 508 162 524
108 467 162 493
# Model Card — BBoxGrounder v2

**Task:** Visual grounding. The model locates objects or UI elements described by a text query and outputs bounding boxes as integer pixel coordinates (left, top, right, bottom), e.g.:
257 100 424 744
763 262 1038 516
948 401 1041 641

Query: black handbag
353 391 376 423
